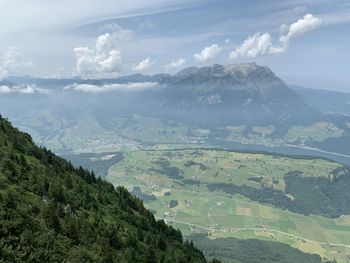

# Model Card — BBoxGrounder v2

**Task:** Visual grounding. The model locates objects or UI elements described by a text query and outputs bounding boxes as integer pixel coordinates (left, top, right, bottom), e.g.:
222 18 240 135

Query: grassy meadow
107 149 350 262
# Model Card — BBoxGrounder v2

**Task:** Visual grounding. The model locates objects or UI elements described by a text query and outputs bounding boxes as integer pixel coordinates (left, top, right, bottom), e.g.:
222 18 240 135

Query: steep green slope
0 115 207 263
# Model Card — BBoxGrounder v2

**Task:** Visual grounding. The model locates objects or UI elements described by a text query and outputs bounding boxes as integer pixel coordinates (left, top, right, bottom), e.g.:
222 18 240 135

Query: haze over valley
1 1 350 262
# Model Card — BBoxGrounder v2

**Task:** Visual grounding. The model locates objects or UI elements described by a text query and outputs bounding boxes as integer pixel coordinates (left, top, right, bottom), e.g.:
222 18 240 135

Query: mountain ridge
134 63 323 127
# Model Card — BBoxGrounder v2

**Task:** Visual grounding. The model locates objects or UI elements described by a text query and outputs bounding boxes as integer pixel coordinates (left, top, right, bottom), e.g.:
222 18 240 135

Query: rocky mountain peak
173 62 275 82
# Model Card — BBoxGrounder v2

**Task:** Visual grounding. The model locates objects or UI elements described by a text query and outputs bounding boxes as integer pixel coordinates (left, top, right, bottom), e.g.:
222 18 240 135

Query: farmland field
107 149 350 262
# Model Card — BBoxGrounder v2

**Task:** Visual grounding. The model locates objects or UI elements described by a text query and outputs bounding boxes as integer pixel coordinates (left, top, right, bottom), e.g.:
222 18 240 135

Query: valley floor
107 148 350 262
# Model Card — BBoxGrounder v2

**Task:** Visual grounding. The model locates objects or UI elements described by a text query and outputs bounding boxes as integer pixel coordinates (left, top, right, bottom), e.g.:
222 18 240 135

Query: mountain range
1 63 350 157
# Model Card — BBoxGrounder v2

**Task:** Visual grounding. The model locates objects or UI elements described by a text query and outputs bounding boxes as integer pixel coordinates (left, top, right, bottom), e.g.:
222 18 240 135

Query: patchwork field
107 149 350 262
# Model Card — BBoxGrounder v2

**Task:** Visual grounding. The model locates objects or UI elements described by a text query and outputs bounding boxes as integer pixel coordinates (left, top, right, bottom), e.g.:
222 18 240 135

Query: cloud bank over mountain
0 84 47 94
63 82 159 93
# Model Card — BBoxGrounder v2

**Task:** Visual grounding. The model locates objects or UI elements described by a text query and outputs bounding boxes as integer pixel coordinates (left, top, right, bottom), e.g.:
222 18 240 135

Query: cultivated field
107 149 350 262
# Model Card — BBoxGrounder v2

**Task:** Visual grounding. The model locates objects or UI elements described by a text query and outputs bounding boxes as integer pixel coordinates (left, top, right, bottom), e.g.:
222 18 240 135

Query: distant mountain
2 64 342 129
108 73 172 84
0 114 207 262
292 85 350 116
77 63 324 128
2 63 350 155
0 80 15 87
140 63 322 127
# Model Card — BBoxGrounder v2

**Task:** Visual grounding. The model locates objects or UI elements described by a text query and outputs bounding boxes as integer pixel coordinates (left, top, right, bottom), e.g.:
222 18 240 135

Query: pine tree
108 227 121 249
158 236 167 251
147 246 157 263
64 174 73 189
43 202 61 232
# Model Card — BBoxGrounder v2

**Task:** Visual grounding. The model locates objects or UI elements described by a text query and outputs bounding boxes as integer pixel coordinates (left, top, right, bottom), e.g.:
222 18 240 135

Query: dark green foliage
131 186 157 202
0 115 206 262
208 167 350 218
182 178 201 186
169 200 179 208
285 170 350 217
62 152 124 178
150 158 184 180
184 160 208 171
158 237 167 251
207 183 306 215
42 201 61 232
189 234 329 263
64 174 73 189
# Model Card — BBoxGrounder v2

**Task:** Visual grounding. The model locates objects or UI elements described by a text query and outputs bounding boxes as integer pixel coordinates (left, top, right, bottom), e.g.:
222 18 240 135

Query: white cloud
0 84 48 94
229 33 273 60
229 14 323 60
164 58 186 71
194 44 222 63
280 13 323 45
133 57 154 71
0 48 32 80
63 82 159 93
73 28 124 77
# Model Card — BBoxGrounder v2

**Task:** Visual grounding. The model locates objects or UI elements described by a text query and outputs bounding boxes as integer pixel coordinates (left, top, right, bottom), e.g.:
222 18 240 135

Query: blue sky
0 0 349 91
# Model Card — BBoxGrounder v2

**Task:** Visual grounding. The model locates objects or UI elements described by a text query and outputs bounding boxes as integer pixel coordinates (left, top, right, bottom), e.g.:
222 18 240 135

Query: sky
0 0 349 91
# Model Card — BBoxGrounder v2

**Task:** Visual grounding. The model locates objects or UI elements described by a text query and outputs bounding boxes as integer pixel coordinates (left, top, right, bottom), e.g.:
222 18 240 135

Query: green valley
107 149 350 262
2 1 350 262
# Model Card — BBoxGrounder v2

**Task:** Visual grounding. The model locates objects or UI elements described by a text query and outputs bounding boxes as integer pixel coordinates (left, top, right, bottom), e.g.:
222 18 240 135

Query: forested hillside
189 234 335 263
0 115 207 262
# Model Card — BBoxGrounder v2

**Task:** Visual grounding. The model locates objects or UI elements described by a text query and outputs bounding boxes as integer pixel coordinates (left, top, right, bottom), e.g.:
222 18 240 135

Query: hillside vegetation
0 115 207 262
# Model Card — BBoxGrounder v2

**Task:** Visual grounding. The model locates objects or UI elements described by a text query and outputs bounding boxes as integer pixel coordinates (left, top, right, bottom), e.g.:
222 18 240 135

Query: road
161 218 350 249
